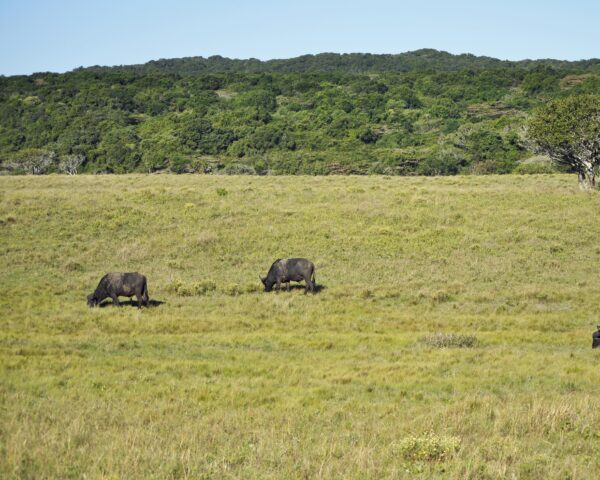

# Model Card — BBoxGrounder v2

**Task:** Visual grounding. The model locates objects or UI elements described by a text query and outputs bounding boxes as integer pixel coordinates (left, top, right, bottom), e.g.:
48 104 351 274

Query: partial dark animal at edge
593 326 600 349
260 258 316 293
87 272 149 308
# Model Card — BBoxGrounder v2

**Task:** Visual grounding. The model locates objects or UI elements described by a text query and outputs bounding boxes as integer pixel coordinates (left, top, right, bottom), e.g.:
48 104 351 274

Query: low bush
396 432 461 462
223 163 256 175
513 162 557 174
221 283 242 296
0 214 17 226
167 279 216 296
420 333 479 348
243 282 263 294
63 261 83 272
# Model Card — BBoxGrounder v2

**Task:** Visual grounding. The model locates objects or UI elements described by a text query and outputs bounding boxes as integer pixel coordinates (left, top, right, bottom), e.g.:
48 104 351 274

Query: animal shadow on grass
277 284 326 294
98 299 165 308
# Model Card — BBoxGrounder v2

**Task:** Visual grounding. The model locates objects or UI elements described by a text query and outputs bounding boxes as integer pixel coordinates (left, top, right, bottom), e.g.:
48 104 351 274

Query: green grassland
1 174 599 479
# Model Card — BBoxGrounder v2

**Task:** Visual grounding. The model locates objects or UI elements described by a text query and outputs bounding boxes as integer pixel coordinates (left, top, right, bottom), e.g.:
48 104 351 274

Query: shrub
64 261 83 272
359 288 374 299
420 333 479 348
224 163 256 175
417 150 468 176
193 280 217 295
243 282 263 294
169 155 192 174
356 127 382 144
216 188 228 197
167 279 216 296
513 162 557 174
397 432 461 462
0 214 16 226
221 283 242 296
194 231 219 247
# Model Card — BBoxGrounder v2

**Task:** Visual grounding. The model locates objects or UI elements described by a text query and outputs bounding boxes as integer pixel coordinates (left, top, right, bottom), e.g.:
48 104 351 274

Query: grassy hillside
1 174 599 479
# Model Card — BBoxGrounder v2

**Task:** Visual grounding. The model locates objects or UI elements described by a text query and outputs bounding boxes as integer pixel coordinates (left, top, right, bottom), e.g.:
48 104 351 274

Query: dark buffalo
87 272 149 308
593 326 600 349
260 258 316 293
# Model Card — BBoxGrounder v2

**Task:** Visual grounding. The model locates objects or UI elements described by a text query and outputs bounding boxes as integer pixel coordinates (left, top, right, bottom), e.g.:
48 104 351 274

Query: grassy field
1 174 599 479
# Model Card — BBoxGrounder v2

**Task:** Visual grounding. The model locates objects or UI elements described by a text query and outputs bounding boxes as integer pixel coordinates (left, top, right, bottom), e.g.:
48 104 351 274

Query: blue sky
1 0 599 75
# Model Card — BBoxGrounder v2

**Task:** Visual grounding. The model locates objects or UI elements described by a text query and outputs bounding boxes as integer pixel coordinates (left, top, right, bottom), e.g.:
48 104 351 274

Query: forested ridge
2 49 600 175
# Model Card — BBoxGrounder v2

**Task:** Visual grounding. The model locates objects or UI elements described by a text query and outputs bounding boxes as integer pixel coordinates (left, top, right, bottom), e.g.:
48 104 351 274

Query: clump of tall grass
194 231 219 247
221 283 242 296
167 279 216 296
166 280 261 297
242 282 263 294
0 214 16 226
220 282 262 296
420 333 479 348
396 431 461 462
63 261 83 272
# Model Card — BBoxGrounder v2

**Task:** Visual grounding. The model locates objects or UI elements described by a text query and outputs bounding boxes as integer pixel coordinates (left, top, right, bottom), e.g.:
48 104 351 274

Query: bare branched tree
59 154 85 175
8 149 56 175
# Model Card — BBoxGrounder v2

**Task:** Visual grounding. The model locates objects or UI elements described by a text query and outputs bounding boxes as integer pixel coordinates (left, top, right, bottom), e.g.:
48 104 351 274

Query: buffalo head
258 275 273 292
87 293 99 307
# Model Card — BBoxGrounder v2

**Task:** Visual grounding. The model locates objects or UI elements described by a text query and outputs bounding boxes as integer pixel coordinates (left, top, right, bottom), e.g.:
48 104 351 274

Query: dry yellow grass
0 174 599 479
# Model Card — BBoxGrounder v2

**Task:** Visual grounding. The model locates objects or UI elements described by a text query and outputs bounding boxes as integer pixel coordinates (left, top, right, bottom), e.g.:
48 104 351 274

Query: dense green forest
1 49 600 175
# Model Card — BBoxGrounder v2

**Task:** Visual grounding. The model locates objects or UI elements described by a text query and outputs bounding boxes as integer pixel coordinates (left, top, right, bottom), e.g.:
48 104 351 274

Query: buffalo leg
276 280 281 292
286 282 291 291
134 287 144 308
111 294 120 306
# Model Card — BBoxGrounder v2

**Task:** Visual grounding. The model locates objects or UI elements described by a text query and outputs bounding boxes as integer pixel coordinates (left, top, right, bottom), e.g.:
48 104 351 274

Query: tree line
1 50 599 177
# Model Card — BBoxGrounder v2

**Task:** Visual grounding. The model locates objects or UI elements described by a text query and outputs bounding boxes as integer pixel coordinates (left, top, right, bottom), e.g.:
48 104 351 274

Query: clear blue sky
1 0 599 75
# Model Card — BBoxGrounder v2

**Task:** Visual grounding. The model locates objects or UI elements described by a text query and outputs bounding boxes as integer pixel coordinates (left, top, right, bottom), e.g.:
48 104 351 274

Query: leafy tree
169 154 191 173
429 98 462 119
455 124 524 173
397 86 423 109
95 127 140 173
356 127 382 144
521 67 559 96
141 151 168 173
236 89 277 112
464 128 505 161
417 149 468 175
528 95 600 190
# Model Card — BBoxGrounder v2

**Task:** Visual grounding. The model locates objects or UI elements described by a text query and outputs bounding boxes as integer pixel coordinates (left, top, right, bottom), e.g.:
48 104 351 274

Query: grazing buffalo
260 258 316 293
87 272 149 308
593 326 600 349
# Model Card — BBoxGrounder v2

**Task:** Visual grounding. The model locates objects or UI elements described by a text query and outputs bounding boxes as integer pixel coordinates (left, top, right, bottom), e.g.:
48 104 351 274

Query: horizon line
3 48 600 77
